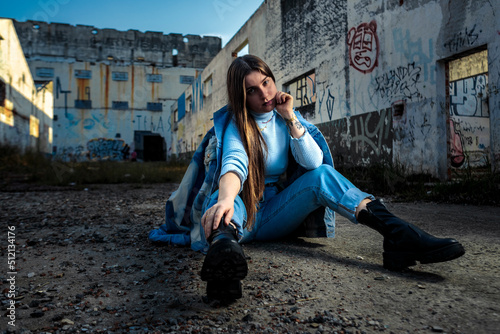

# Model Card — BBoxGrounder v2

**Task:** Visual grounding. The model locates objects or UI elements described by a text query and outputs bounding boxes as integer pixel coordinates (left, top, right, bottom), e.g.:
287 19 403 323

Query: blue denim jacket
148 105 336 251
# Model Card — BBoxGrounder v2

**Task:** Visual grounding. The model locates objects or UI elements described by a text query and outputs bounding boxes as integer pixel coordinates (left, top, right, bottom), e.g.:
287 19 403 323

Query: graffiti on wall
450 74 488 117
371 62 423 102
57 145 85 162
317 109 393 166
392 28 435 84
287 72 316 118
289 73 316 107
347 20 379 74
444 24 481 53
134 115 165 132
87 138 130 161
449 74 490 168
55 76 111 135
318 88 336 121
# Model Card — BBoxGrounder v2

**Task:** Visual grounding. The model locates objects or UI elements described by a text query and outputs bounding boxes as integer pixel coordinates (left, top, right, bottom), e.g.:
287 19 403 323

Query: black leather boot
200 222 248 301
357 199 465 271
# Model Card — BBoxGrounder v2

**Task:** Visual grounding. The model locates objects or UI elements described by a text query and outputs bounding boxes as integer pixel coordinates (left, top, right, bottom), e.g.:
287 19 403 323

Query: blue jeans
206 164 373 244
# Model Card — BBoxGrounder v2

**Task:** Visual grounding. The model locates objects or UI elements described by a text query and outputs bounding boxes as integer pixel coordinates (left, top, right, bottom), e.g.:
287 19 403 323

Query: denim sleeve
219 121 248 192
290 129 324 170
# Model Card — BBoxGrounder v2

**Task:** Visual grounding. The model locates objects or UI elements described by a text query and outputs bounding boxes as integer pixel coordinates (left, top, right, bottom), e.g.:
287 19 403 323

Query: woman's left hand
275 91 294 119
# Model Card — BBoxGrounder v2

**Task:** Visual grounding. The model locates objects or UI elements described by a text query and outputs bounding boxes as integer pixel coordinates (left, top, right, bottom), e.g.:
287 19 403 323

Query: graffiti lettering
87 138 130 161
134 115 165 132
317 109 393 167
444 24 481 53
325 90 336 121
372 63 423 101
392 28 435 83
347 20 379 74
318 87 337 121
289 73 316 108
351 108 392 157
56 145 85 162
450 74 488 117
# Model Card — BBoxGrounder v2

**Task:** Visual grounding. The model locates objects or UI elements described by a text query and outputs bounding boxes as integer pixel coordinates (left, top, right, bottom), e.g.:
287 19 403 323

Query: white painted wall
0 19 53 154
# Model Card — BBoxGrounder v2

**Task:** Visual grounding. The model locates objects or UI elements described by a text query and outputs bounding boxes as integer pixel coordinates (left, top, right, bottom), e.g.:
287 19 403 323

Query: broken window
233 40 249 58
112 101 129 110
204 75 213 97
186 95 192 113
147 102 162 111
284 70 316 118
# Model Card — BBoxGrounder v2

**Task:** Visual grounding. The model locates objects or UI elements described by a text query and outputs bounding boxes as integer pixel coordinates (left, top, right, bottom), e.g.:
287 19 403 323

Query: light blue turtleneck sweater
219 109 323 191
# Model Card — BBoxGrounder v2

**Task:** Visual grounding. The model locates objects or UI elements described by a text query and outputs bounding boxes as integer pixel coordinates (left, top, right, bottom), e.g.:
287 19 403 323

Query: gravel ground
1 183 499 334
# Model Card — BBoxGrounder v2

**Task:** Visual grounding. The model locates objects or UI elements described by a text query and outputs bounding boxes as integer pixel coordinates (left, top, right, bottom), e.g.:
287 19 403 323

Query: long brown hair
226 55 276 230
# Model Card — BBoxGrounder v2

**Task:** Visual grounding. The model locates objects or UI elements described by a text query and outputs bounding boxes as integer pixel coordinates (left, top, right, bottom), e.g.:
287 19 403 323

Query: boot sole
201 239 248 300
383 242 466 271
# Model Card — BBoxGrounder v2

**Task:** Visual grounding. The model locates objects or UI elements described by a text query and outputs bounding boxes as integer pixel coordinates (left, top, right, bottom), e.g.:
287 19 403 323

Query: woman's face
244 70 277 114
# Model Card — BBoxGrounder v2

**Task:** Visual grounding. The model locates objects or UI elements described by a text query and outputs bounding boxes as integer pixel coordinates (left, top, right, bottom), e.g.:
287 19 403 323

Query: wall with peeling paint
13 20 221 161
173 0 500 179
0 19 53 154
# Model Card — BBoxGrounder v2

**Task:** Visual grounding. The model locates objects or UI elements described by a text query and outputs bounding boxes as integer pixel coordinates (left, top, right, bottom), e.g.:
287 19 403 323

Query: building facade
172 0 500 180
13 20 221 161
0 19 53 154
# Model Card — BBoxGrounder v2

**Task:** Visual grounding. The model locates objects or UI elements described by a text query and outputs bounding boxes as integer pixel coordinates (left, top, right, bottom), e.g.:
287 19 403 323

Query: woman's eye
247 88 254 94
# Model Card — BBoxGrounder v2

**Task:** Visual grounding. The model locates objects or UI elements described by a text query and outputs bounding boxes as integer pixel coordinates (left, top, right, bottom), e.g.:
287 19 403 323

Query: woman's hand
201 171 241 239
202 198 234 239
275 91 294 119
275 91 305 138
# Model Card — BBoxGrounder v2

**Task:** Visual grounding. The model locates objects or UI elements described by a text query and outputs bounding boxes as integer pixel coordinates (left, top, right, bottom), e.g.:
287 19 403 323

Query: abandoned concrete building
3 0 499 181
172 0 499 180
0 19 53 154
10 19 221 161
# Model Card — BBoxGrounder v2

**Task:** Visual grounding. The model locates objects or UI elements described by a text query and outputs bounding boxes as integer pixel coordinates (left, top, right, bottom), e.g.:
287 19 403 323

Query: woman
194 55 464 300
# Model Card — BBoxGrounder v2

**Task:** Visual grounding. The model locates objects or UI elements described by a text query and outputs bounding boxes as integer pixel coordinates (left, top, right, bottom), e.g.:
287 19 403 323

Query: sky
2 0 264 47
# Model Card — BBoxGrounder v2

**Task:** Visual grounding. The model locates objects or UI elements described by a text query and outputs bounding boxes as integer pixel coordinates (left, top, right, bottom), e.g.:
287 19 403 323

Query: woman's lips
263 100 273 107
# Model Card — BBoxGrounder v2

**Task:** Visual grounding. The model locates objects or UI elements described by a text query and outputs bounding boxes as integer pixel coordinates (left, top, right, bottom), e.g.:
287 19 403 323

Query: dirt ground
1 183 500 334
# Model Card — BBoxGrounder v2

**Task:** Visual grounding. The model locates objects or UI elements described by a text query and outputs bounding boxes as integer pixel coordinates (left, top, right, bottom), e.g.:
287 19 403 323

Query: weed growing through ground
0 144 187 186
1 144 498 205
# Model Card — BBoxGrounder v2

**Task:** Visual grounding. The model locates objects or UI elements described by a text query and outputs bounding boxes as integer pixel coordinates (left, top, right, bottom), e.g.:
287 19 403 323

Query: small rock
30 311 45 318
61 318 74 325
242 314 253 322
431 326 445 332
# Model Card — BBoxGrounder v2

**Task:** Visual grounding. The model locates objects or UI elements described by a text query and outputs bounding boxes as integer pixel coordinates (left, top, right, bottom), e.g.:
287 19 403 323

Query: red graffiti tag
347 20 379 74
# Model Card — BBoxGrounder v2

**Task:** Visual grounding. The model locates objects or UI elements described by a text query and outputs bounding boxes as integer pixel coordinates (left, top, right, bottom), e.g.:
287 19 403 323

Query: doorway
143 135 166 161
134 131 166 161
448 49 490 170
